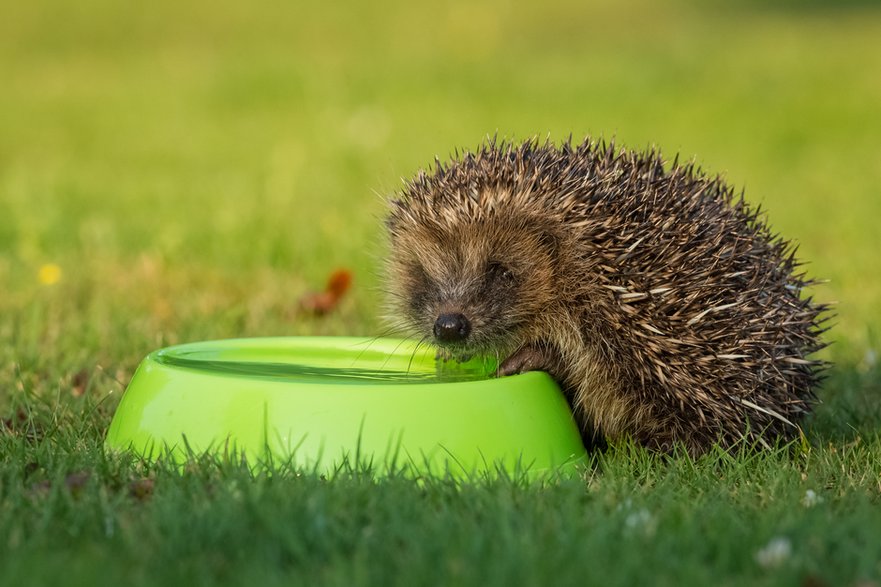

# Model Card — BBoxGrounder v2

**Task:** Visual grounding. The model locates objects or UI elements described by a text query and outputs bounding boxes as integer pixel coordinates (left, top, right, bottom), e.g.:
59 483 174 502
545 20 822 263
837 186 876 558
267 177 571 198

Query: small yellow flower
38 263 62 286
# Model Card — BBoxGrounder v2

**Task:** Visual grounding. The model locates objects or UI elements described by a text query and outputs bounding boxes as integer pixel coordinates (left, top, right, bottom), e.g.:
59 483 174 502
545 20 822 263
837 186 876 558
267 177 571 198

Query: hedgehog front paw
497 344 559 378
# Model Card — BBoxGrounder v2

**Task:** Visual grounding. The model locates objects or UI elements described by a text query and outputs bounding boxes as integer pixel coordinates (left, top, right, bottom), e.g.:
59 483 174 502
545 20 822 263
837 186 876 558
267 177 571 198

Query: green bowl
105 337 587 478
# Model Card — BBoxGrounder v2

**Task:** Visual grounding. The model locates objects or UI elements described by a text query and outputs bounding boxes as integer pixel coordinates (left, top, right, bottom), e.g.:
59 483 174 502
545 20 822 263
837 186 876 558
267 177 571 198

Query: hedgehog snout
433 313 471 344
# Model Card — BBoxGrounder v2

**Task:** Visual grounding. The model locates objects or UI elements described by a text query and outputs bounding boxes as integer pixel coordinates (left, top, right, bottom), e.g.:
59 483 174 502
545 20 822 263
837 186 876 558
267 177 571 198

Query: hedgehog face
386 213 559 357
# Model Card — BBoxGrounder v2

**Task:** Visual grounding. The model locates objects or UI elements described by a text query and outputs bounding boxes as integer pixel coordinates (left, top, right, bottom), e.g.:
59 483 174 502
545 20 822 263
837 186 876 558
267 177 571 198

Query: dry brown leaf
128 478 155 502
65 471 90 497
71 369 90 397
298 268 353 315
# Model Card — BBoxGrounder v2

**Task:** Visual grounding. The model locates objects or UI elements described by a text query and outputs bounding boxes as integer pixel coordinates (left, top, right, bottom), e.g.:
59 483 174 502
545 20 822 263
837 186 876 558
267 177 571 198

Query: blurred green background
3 2 881 585
2 0 880 368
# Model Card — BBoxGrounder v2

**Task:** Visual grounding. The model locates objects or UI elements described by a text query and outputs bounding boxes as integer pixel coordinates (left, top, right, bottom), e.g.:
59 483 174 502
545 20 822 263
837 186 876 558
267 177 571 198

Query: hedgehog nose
433 313 471 344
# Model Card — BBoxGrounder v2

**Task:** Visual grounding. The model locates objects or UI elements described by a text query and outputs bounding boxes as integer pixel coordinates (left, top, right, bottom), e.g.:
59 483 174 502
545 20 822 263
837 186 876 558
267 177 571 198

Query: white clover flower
802 489 823 508
624 508 657 538
755 536 792 569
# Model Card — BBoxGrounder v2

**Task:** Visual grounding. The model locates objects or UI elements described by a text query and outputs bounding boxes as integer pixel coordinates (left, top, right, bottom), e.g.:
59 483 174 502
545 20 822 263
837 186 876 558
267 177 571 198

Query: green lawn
2 0 881 585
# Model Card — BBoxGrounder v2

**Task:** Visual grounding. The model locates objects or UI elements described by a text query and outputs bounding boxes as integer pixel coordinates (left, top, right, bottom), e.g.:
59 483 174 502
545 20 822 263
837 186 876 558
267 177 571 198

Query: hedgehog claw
497 345 553 377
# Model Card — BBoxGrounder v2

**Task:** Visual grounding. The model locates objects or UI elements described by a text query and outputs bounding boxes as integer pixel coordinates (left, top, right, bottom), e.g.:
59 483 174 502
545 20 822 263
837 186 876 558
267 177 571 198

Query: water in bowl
154 340 498 385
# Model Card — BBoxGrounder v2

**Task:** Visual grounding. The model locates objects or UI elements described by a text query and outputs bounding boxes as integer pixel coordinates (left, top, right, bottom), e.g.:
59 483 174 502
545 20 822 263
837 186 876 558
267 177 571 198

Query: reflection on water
154 351 495 385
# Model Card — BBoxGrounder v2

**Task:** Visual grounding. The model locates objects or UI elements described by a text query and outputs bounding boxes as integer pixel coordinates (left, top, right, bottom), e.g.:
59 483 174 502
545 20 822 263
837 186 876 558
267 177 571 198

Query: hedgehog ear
537 228 561 254
385 205 403 237
384 217 398 240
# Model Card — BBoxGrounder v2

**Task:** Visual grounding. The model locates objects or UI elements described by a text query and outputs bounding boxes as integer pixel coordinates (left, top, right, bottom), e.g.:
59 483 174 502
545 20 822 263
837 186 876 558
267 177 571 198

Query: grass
2 0 881 585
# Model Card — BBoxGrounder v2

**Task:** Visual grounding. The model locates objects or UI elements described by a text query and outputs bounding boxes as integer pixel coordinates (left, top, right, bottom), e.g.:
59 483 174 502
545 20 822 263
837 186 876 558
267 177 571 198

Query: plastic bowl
105 337 587 478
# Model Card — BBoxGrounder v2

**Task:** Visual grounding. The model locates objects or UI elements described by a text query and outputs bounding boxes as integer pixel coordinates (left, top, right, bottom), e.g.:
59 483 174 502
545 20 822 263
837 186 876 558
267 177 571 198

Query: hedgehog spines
385 137 829 453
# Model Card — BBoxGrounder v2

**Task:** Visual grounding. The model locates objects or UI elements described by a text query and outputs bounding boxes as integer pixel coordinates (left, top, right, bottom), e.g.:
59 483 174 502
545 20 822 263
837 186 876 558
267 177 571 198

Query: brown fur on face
386 208 564 358
384 138 829 455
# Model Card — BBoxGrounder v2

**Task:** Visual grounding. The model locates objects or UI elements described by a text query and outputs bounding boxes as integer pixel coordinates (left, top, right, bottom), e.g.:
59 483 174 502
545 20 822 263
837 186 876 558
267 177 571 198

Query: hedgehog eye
407 261 431 286
405 261 432 313
486 261 515 284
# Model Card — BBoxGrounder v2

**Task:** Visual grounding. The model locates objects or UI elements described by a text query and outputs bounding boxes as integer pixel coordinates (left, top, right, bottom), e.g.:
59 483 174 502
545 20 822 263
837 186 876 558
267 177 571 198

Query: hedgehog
383 137 829 455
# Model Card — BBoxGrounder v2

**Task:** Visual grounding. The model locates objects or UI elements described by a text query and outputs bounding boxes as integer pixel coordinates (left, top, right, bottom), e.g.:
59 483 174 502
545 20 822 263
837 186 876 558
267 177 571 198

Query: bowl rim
144 335 511 391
